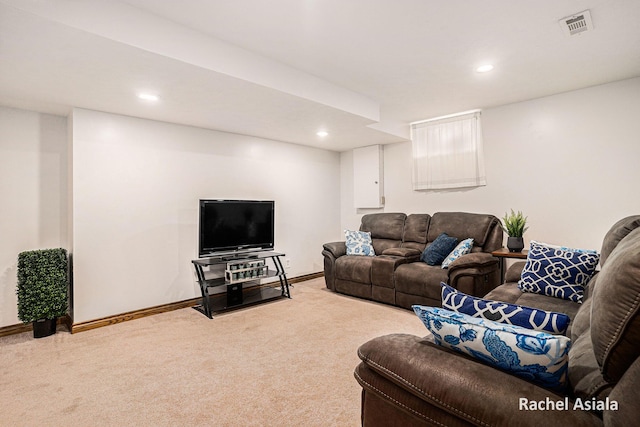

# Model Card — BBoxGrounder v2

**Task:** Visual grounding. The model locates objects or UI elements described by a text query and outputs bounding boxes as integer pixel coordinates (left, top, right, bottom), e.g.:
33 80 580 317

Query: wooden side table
491 248 528 283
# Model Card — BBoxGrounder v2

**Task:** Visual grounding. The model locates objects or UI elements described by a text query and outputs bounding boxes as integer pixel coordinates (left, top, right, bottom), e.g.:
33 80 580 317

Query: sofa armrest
446 252 501 296
446 252 497 271
506 260 526 283
322 242 346 291
381 247 421 259
356 334 603 427
322 241 346 258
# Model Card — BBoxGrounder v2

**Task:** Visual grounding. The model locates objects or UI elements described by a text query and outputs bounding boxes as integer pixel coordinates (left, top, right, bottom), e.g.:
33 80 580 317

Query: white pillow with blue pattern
518 241 600 303
344 230 376 256
413 305 571 390
441 283 570 334
441 238 474 269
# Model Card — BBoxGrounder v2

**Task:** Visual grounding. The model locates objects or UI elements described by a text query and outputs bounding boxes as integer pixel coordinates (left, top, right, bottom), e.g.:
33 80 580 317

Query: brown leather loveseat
355 215 640 426
322 212 503 309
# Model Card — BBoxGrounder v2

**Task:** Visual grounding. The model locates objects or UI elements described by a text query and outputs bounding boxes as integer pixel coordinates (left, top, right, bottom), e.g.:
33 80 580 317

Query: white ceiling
1 0 639 151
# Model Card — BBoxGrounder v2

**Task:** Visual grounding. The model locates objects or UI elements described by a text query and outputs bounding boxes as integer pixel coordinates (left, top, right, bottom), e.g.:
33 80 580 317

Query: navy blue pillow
441 283 571 334
421 233 458 265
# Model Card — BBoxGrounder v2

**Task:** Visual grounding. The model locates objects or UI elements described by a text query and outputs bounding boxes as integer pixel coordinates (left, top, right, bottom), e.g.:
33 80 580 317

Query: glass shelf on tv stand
191 251 290 318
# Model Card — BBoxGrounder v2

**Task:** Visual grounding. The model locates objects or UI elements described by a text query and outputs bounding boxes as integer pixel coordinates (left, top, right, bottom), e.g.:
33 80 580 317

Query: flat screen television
199 199 275 257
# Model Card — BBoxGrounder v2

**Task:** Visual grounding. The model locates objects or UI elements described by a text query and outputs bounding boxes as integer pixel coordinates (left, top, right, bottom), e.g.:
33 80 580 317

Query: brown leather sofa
355 215 640 426
322 212 503 309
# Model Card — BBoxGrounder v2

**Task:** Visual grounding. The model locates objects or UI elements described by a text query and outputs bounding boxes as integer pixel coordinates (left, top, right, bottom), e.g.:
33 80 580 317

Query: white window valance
411 110 486 190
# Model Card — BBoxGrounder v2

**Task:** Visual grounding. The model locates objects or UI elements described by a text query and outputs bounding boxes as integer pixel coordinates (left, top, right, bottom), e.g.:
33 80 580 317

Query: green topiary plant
501 209 529 238
16 248 68 323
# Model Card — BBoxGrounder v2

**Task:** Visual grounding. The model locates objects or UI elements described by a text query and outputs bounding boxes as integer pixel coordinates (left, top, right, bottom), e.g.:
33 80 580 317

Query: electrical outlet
285 259 291 269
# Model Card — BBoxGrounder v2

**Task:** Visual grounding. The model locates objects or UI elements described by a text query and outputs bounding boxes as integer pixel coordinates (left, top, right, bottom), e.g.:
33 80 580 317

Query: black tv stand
191 251 290 318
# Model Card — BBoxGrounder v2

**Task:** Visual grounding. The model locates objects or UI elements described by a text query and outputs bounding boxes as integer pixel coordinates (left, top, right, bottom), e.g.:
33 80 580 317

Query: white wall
4 76 638 328
0 106 68 327
342 77 640 251
71 109 340 323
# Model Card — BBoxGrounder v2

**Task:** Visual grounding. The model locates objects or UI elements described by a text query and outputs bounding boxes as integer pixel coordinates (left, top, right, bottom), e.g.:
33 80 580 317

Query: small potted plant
502 209 528 252
16 248 68 338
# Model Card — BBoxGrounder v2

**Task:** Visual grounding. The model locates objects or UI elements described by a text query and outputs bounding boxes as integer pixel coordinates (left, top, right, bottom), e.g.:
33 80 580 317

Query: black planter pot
33 318 57 338
507 237 525 253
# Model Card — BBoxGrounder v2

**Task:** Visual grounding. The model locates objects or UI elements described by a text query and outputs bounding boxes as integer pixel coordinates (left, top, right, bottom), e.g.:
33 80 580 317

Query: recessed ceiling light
138 93 159 101
316 130 329 137
476 64 494 73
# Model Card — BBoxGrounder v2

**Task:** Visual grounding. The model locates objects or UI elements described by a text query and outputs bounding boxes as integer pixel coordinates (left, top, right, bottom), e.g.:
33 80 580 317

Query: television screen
199 200 275 257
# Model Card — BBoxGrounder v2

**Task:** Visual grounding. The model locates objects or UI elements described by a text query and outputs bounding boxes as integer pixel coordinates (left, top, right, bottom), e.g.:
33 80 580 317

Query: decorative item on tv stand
225 259 268 284
501 209 528 252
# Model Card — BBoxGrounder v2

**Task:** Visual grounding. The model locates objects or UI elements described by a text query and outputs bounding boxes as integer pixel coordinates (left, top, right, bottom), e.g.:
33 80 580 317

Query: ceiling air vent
559 10 594 36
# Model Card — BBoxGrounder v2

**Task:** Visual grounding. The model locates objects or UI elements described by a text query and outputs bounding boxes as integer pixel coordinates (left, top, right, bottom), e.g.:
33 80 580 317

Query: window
411 110 486 190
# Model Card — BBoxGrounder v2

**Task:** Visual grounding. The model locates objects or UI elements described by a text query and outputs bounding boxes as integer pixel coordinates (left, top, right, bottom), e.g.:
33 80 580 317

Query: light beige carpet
0 278 428 426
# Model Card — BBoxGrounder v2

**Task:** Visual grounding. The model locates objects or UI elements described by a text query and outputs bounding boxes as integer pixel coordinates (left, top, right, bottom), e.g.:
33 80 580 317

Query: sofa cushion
488 288 581 339
401 214 431 251
344 230 375 256
441 283 570 334
441 238 474 269
360 213 406 240
591 227 640 382
484 282 527 304
568 322 612 400
518 241 600 303
427 212 500 249
600 215 640 266
413 306 571 390
335 256 374 283
570 294 592 342
421 233 458 265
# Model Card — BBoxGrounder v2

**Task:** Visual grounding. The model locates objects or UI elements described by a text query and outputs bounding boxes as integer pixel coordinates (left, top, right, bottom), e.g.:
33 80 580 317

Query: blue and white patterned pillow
344 230 375 256
413 305 571 390
518 241 600 303
441 238 474 269
441 283 570 334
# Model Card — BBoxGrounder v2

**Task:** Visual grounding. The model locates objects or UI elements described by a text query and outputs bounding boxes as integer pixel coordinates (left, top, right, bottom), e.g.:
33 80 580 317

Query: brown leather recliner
322 212 503 309
354 215 640 426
